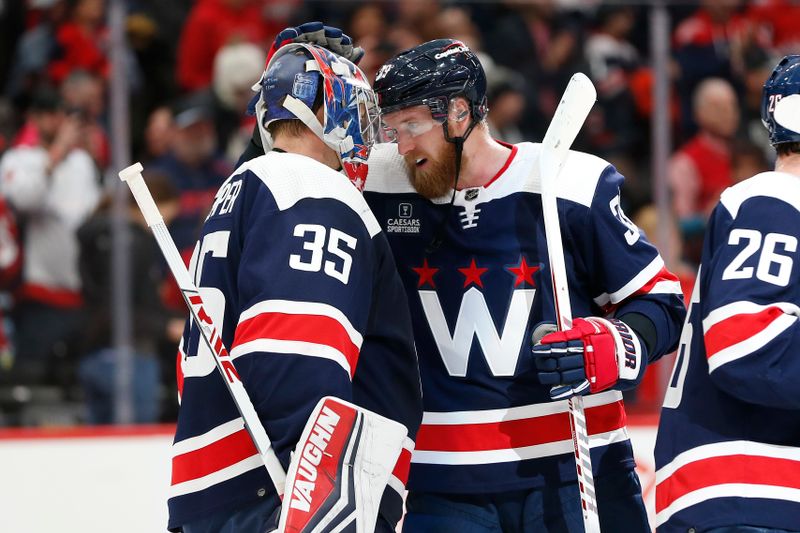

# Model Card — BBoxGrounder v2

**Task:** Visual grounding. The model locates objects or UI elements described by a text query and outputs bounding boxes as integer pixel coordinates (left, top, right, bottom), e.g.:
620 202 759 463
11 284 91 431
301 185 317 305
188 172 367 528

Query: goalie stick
538 73 602 533
118 163 287 497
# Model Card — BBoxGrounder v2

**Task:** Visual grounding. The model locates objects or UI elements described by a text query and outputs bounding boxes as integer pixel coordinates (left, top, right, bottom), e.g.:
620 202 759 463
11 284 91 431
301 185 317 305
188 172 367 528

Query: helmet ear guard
761 55 800 146
248 43 379 190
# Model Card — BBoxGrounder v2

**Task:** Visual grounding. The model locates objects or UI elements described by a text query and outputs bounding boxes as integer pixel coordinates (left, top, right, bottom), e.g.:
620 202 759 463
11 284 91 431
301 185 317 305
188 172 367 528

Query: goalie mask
248 43 379 190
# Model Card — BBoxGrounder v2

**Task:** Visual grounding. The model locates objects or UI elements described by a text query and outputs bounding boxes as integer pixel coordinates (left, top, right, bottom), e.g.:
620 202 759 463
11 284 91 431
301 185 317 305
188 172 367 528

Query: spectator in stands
150 92 231 253
671 0 748 135
585 6 641 168
4 0 68 106
0 86 100 385
176 0 276 92
209 43 265 162
483 1 585 140
60 69 108 169
48 0 109 85
141 106 175 164
486 66 526 145
77 172 181 424
669 77 739 265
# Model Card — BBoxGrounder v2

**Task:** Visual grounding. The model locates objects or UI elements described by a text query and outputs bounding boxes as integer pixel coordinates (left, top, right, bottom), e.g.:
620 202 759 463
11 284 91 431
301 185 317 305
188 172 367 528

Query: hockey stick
119 163 287 497
538 73 601 533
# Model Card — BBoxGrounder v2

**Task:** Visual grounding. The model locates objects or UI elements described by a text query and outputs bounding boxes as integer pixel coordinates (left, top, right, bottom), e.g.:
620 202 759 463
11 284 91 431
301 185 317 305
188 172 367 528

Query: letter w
420 288 535 377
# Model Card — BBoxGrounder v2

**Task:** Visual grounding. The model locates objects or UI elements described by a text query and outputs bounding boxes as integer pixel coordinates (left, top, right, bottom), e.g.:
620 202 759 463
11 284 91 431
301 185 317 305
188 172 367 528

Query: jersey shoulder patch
720 171 800 219
237 152 382 237
519 142 610 207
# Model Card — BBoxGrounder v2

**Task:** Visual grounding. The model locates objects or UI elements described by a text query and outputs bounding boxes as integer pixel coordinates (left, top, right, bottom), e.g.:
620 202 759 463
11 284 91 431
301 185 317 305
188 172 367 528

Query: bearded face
403 140 460 199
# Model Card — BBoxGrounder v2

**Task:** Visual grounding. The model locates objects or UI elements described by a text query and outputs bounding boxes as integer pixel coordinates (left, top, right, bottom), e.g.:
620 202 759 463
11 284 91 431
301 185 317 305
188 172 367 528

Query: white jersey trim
239 299 363 349
707 314 796 372
420 390 622 425
238 152 381 237
172 418 245 457
411 427 629 466
656 440 800 483
230 339 353 378
594 256 665 307
655 484 800 527
169 454 263 498
703 300 800 330
720 171 800 219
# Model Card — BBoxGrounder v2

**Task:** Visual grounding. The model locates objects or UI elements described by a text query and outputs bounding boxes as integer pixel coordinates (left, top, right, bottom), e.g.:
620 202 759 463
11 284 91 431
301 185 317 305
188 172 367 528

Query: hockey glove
531 317 646 401
266 21 365 66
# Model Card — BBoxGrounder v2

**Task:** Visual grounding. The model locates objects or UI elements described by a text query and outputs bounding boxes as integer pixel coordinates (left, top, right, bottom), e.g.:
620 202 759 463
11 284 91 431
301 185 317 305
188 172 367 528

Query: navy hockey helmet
373 39 488 124
761 55 800 146
248 43 379 189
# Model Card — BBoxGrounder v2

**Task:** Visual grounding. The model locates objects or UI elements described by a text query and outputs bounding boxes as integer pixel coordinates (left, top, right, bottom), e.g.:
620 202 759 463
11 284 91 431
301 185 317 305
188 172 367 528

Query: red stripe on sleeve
704 306 784 359
233 312 360 375
656 454 800 513
171 428 258 485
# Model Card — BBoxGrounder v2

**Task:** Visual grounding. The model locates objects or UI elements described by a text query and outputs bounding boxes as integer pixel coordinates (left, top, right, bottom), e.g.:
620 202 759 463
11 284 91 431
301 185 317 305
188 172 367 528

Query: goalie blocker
278 396 408 533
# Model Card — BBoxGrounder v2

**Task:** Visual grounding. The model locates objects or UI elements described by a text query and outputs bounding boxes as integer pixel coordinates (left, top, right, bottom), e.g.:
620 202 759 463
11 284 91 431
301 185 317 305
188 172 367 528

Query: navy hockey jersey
167 152 422 530
364 142 685 495
655 171 800 532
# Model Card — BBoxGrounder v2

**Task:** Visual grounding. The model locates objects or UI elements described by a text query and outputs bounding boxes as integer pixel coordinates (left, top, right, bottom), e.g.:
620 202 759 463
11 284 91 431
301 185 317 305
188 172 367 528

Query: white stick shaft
538 73 602 533
118 163 287 497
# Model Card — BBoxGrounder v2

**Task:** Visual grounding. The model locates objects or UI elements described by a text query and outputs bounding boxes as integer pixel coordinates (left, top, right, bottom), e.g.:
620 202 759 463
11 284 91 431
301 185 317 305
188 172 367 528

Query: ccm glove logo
532 317 647 401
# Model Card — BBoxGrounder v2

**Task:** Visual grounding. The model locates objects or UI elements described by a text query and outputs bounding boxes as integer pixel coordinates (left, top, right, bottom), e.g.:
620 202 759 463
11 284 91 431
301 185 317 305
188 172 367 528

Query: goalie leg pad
278 396 407 533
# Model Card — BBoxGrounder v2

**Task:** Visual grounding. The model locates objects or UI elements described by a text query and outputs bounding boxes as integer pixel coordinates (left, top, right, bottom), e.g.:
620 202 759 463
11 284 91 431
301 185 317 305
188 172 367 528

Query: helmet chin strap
425 112 479 254
282 94 349 171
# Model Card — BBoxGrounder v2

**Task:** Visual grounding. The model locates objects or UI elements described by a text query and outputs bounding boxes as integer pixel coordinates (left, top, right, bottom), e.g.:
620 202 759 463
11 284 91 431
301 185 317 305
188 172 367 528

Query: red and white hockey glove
266 21 364 67
531 317 646 401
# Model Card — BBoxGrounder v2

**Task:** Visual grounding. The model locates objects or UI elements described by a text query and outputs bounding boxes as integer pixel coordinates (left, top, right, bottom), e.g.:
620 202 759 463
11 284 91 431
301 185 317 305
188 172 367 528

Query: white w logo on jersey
419 288 536 377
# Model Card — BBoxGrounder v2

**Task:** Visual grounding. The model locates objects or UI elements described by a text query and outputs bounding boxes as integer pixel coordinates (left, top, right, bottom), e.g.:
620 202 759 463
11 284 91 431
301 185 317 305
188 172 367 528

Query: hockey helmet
761 55 800 146
373 39 488 124
248 43 380 190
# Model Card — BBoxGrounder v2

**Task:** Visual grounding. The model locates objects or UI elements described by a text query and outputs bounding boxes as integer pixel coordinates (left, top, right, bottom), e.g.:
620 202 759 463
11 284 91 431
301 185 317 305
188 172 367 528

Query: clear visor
380 116 444 143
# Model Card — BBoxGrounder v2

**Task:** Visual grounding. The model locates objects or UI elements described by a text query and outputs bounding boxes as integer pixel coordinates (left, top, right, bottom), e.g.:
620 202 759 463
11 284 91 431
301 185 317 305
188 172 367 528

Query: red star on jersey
458 258 489 288
507 256 540 287
412 259 439 288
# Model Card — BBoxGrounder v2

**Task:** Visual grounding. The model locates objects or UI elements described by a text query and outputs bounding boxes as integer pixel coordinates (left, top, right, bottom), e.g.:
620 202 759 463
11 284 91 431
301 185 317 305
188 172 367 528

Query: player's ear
447 98 471 136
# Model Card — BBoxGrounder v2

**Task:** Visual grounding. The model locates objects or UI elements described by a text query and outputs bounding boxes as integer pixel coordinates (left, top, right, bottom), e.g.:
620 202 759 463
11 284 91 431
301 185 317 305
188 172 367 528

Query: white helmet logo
434 45 469 60
774 93 800 135
376 64 393 81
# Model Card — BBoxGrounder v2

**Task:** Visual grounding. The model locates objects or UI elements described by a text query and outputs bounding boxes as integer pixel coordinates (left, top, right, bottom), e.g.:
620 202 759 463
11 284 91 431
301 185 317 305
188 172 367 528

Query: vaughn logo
289 406 341 512
387 202 421 234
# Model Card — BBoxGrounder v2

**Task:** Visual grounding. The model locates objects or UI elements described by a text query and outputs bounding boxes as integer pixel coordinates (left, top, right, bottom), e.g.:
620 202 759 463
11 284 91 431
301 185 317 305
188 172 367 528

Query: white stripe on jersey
239 299 364 349
172 418 245 457
169 455 263 498
230 338 354 377
420 390 622 425
703 301 800 330
707 314 796 372
594 256 666 307
656 440 800 483
656 484 800 527
411 428 629 466
721 171 800 219
238 152 382 237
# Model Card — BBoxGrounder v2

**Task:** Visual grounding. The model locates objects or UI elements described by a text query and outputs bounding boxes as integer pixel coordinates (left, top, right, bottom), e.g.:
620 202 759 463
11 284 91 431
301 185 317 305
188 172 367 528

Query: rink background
0 417 659 532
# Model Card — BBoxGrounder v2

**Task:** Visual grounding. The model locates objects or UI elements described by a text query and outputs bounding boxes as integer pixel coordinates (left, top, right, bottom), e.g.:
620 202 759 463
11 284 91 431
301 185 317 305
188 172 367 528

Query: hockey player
364 40 686 532
655 55 800 533
167 43 422 533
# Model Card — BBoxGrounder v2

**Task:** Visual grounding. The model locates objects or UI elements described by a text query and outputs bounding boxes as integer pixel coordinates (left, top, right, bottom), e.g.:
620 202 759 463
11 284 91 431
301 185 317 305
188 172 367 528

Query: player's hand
531 317 646 401
266 21 364 66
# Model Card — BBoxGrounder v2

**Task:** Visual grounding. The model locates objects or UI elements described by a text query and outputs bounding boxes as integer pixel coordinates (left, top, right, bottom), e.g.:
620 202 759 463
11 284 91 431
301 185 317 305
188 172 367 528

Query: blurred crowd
0 0 797 427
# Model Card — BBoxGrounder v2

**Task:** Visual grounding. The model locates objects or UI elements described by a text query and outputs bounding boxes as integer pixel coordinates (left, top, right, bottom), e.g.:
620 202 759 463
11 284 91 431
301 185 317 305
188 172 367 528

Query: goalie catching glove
531 317 647 401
